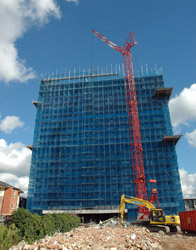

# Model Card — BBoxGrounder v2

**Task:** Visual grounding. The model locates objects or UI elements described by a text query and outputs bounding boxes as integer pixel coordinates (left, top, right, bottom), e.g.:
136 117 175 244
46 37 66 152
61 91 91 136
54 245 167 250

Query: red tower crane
92 29 148 220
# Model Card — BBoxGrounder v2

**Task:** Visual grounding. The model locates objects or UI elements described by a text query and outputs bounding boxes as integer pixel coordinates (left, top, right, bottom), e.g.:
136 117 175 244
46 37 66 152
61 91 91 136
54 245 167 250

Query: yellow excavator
120 194 180 232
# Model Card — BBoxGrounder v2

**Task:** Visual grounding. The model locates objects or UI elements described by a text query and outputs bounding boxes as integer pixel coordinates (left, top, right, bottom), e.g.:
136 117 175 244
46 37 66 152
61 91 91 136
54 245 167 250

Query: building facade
0 181 23 219
27 70 184 220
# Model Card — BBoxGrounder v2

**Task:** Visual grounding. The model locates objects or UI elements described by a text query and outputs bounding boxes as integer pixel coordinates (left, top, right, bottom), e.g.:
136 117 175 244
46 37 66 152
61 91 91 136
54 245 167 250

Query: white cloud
179 169 196 198
65 0 79 4
0 115 24 134
25 0 61 24
185 129 196 148
0 0 78 83
0 139 31 176
0 139 32 196
169 84 196 127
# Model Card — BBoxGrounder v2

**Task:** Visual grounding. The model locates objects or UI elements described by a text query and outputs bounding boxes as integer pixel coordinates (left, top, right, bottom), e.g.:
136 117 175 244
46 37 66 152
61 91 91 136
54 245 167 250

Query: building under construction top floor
27 69 184 221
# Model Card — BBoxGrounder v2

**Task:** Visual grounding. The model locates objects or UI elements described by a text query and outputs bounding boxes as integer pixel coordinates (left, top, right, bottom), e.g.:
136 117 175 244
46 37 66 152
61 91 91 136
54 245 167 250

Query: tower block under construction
27 69 184 220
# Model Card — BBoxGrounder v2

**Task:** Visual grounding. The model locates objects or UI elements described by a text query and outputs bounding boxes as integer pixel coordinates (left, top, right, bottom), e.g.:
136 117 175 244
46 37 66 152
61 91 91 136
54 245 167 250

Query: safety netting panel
27 72 184 216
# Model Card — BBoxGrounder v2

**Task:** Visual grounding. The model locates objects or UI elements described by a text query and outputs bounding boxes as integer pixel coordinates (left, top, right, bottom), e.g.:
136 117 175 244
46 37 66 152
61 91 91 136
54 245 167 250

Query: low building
0 181 23 219
184 198 196 211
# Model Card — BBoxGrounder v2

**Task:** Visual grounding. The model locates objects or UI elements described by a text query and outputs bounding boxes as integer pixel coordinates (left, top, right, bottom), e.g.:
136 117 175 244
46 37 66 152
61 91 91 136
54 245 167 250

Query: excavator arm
120 194 156 220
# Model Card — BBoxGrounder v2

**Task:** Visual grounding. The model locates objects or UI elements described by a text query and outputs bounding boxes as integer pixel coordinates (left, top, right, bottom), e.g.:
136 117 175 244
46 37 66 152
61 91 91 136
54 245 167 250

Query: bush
40 214 56 236
41 213 80 235
8 208 80 244
0 224 20 250
8 208 38 243
32 213 44 240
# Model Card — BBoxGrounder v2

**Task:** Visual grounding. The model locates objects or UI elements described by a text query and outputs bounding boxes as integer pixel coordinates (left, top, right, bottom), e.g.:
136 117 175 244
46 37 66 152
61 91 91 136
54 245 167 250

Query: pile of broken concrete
9 219 163 250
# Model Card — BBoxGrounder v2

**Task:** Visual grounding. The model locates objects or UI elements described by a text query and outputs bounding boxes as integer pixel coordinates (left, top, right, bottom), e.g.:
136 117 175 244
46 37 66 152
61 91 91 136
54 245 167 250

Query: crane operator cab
150 209 165 223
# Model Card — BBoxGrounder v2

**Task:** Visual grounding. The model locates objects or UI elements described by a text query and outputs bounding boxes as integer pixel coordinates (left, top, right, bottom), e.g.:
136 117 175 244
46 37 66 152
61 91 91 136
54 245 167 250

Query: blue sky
0 0 196 197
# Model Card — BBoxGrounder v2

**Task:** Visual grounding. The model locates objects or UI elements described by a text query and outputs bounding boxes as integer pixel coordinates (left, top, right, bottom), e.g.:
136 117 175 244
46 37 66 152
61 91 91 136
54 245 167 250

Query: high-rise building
27 69 184 221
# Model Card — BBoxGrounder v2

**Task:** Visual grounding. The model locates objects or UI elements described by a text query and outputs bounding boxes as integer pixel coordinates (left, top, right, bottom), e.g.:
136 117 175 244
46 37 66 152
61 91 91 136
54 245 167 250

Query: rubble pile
9 223 163 250
9 218 196 250
100 217 128 228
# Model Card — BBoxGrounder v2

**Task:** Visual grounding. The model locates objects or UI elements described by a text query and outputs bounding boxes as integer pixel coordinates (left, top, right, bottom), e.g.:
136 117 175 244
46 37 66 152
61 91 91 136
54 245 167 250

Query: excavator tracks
131 222 180 233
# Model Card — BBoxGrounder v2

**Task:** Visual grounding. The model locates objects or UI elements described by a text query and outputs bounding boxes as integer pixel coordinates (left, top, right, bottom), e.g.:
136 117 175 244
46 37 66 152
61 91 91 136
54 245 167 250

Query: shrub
8 208 37 243
41 213 80 234
40 214 56 236
59 213 80 231
55 213 71 232
0 224 20 250
52 214 65 232
7 208 80 244
68 214 80 228
32 213 44 240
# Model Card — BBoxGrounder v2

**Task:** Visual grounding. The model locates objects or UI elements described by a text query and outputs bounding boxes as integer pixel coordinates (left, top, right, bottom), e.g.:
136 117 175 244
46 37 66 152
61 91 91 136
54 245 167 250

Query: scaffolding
27 69 184 218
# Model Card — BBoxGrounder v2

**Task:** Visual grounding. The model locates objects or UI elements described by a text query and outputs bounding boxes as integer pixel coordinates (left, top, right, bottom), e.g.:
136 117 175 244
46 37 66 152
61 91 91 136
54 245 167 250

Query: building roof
163 135 182 145
156 87 173 101
0 181 24 193
32 101 38 107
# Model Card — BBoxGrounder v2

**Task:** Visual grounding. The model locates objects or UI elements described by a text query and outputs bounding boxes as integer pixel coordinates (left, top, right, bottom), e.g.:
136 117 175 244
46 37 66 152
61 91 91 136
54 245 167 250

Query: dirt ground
159 233 196 250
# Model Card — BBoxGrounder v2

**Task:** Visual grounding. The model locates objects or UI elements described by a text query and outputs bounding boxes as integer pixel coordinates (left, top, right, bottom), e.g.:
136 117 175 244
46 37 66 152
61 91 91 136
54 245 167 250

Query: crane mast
92 29 148 218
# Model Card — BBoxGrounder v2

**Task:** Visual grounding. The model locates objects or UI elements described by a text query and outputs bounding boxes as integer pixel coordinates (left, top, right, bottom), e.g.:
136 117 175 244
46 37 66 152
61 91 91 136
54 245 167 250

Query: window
13 190 16 198
11 202 15 212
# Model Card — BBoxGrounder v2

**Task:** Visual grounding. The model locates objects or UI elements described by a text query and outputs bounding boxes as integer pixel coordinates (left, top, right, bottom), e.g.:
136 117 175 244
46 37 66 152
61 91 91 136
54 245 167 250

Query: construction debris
9 218 196 250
